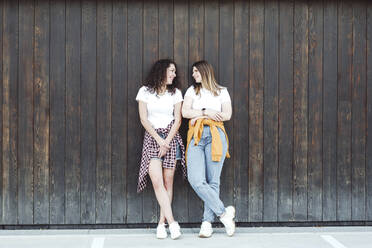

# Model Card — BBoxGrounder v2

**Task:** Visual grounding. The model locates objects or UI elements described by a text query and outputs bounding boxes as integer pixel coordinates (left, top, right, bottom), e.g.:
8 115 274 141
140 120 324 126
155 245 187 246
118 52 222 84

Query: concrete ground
0 226 371 248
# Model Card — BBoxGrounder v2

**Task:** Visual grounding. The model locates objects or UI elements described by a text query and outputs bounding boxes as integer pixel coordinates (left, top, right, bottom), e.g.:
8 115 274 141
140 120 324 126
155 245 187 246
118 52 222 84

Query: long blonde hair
191 60 222 96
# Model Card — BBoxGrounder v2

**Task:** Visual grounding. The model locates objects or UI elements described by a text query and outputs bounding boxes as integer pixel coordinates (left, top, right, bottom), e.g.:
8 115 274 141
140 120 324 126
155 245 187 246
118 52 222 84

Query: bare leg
148 159 175 224
159 168 176 224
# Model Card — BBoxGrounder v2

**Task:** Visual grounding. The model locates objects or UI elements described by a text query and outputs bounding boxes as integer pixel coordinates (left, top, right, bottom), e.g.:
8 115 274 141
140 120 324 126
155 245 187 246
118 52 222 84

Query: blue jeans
187 126 228 222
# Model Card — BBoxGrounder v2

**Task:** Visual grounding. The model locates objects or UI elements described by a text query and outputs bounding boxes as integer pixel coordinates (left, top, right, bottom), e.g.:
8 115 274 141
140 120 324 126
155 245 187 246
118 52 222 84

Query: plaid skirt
137 121 187 192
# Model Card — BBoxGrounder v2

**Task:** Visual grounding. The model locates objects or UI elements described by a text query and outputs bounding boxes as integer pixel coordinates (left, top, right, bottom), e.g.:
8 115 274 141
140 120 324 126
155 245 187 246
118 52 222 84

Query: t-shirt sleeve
135 86 148 103
184 86 195 99
173 89 183 104
220 88 231 103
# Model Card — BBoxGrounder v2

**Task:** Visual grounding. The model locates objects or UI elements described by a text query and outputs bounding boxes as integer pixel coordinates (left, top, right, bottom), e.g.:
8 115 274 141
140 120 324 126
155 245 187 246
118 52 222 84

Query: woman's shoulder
184 85 196 96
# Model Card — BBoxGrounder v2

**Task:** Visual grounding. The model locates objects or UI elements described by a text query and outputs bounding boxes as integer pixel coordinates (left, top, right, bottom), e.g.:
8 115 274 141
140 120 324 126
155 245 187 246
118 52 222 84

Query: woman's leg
158 167 176 224
187 139 225 217
148 159 175 224
203 129 228 221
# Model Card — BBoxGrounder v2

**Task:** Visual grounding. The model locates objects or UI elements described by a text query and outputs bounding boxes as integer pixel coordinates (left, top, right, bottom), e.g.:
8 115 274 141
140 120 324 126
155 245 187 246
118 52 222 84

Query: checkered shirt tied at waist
137 120 187 193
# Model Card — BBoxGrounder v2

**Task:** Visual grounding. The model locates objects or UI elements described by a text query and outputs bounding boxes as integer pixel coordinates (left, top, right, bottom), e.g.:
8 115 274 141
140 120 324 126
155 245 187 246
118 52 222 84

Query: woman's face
192 66 202 83
165 63 176 85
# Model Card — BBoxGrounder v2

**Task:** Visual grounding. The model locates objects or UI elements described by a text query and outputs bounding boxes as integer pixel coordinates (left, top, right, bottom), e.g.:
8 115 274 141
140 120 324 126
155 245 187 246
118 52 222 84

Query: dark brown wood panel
308 0 323 221
126 0 143 224
2 0 18 225
337 0 353 221
278 0 294 221
293 0 308 221
248 0 264 222
96 0 112 224
263 0 279 222
367 1 372 220
323 0 338 222
111 0 128 224
0 0 3 224
233 0 249 222
81 0 97 224
65 0 81 224
351 1 367 221
18 0 34 224
34 0 50 224
49 0 66 224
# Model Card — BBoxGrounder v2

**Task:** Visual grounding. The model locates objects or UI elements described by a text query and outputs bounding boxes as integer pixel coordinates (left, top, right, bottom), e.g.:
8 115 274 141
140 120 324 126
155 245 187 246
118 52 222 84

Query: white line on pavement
91 237 105 248
321 235 347 248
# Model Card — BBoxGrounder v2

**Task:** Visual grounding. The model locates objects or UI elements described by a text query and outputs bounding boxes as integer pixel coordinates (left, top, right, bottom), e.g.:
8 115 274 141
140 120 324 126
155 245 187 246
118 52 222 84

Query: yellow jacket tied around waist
186 118 230 162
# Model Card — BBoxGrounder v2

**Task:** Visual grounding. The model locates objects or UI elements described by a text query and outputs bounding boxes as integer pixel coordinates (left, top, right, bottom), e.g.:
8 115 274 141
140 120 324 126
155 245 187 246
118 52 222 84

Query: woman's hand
204 109 223 122
158 146 169 158
156 138 170 158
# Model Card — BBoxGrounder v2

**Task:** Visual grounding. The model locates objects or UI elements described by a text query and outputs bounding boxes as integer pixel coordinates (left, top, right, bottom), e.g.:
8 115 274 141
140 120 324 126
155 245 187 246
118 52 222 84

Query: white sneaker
219 206 236 236
198 221 213 238
156 223 167 239
169 221 181 240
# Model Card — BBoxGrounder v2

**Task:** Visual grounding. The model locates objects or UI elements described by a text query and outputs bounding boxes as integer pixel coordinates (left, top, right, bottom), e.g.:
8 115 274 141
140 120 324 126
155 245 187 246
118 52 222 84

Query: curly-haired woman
136 59 186 239
182 60 235 238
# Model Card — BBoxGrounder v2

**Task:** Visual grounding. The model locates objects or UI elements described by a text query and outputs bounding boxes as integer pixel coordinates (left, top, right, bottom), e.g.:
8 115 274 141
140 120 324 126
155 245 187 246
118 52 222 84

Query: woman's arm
138 101 170 149
219 101 232 121
181 96 203 119
164 102 182 145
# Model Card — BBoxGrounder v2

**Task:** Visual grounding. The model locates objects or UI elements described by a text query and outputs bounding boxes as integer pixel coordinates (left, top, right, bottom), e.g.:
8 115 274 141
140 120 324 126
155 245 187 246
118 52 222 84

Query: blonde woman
182 60 235 238
136 59 187 239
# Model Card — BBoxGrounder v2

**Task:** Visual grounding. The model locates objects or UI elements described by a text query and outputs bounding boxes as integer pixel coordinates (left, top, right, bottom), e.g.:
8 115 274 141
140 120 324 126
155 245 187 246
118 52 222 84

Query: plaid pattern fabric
137 121 187 193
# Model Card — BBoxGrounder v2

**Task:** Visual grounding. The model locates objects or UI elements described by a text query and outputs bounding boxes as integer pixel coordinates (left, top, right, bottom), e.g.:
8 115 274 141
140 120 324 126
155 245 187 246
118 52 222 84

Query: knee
188 178 207 191
208 181 220 191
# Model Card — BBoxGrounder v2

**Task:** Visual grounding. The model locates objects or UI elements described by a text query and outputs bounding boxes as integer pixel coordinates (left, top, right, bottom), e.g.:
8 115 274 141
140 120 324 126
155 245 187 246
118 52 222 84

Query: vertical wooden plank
81 0 96 224
18 0 34 224
219 0 234 210
2 0 18 224
293 0 308 221
34 0 50 224
367 1 372 221
278 0 294 221
0 0 4 224
233 0 249 223
159 0 173 59
142 0 158 224
323 0 337 222
188 0 204 222
204 0 219 71
351 1 366 221
173 0 189 223
112 0 128 224
337 0 352 221
96 0 112 224
65 0 81 224
308 0 323 221
263 0 279 222
50 0 65 224
248 0 264 222
127 0 143 223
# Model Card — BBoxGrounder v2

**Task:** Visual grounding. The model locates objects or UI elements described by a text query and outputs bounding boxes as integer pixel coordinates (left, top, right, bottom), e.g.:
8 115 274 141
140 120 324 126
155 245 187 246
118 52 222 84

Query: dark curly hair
143 59 179 95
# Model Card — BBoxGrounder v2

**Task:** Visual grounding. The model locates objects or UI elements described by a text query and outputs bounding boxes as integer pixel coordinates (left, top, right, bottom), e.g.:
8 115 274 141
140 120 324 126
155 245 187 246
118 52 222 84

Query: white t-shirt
184 86 231 112
136 86 183 129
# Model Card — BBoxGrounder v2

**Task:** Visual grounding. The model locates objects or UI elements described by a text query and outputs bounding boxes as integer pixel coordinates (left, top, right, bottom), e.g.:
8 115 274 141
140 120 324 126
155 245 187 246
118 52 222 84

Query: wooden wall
1 0 372 225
